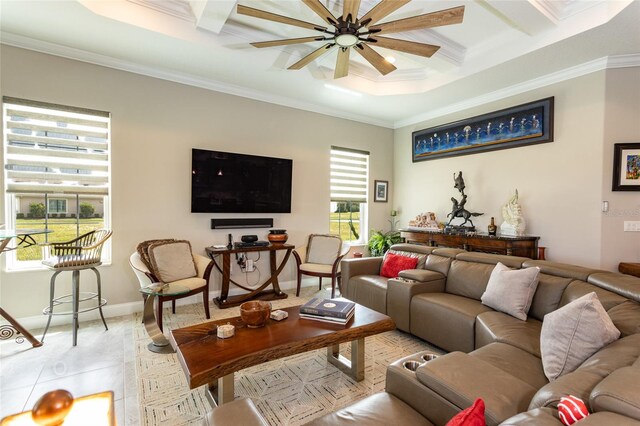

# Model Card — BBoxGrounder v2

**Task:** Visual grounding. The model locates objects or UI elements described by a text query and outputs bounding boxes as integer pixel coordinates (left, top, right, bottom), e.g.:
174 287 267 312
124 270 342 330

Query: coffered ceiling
1 0 639 128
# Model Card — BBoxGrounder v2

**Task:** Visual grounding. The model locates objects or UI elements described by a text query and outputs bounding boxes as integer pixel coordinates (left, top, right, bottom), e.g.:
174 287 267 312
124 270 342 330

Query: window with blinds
3 97 110 195
330 146 369 243
2 97 111 268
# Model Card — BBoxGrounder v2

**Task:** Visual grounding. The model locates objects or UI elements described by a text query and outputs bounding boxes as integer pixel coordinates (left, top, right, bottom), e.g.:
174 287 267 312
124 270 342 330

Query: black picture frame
612 143 640 191
412 97 554 162
374 180 388 203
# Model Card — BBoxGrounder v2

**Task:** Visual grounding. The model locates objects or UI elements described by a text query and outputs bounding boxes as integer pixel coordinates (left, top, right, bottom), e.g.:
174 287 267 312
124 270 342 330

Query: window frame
2 97 111 271
330 146 369 245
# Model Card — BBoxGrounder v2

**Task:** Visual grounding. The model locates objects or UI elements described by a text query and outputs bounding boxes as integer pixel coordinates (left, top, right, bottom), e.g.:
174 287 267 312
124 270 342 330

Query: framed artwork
412 97 554 162
374 180 388 202
612 143 640 191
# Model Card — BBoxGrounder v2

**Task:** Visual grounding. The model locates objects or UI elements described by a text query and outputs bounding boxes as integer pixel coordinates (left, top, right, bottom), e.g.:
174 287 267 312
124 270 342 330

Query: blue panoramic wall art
412 97 554 162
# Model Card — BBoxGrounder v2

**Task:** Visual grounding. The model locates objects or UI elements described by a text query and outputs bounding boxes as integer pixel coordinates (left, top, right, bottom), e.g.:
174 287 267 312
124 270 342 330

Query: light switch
624 221 640 232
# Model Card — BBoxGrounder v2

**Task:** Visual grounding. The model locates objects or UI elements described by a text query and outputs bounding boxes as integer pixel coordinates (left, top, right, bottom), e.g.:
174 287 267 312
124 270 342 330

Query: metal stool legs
41 270 63 342
91 267 108 332
42 267 108 346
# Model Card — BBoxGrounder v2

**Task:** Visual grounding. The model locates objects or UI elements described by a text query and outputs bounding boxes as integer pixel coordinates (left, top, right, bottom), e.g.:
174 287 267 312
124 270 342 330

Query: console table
400 229 540 259
205 244 293 308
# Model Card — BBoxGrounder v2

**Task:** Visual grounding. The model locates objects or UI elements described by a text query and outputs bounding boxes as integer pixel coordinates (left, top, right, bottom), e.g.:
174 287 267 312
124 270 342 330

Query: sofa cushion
559 281 628 311
499 408 561 426
306 392 434 426
481 263 540 320
587 271 640 303
540 292 620 381
147 240 197 283
470 342 548 390
606 300 640 337
202 397 268 426
446 260 495 300
590 366 640 421
475 312 542 357
411 293 492 353
425 254 453 276
381 252 419 278
445 398 485 426
528 274 573 321
530 334 640 410
351 275 388 314
385 247 428 269
416 352 538 426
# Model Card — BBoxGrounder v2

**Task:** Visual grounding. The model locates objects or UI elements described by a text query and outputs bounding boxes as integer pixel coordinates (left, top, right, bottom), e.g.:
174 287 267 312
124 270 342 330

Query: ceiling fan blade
237 4 327 32
354 43 396 75
360 0 410 27
302 0 338 26
369 36 440 57
334 48 351 79
343 0 361 23
369 6 465 35
251 36 327 48
288 44 335 70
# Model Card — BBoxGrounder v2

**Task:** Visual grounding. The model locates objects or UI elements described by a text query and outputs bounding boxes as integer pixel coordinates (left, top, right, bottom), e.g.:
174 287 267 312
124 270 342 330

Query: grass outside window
15 218 105 261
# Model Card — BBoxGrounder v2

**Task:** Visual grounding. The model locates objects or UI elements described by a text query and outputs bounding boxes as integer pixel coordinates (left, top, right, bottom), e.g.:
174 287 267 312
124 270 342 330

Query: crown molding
0 32 393 128
393 53 640 129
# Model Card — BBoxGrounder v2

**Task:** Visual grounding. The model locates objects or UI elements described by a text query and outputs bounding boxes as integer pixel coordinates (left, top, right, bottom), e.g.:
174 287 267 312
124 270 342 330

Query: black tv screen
191 149 293 213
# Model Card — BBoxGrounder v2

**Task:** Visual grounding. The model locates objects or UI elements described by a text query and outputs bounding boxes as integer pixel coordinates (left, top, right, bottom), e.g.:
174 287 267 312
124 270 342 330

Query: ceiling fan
237 0 465 79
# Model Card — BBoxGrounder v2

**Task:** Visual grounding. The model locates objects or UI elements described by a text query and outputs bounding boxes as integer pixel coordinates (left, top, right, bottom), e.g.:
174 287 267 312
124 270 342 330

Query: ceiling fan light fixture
335 33 359 47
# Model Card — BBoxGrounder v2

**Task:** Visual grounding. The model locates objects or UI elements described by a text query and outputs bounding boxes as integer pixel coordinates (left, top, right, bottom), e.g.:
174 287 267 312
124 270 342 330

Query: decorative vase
488 217 497 236
268 229 288 244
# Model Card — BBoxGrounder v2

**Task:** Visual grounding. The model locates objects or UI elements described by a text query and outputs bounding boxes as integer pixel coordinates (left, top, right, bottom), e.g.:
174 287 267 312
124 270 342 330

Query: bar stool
41 229 112 346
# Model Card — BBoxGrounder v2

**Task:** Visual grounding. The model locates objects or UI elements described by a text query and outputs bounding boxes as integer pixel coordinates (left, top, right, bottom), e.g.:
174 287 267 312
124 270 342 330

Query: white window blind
330 146 369 203
3 97 110 195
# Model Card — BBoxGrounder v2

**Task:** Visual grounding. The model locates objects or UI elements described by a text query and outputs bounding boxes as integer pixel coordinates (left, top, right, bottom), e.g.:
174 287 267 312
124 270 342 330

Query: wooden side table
619 263 640 278
205 244 294 308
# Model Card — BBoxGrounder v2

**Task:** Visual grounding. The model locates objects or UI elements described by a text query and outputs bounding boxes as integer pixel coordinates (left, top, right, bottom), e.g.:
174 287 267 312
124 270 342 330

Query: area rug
133 290 439 425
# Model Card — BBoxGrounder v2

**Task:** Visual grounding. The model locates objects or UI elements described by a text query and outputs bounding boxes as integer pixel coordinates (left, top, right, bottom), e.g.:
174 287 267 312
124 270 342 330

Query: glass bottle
488 217 497 236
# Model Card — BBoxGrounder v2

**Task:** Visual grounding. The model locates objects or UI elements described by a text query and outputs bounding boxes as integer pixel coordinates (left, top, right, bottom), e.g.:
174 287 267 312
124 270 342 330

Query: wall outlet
624 221 640 232
246 259 255 272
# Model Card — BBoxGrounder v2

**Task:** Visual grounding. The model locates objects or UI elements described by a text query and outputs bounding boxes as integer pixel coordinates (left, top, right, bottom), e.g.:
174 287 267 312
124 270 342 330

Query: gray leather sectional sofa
332 243 640 425
204 243 640 425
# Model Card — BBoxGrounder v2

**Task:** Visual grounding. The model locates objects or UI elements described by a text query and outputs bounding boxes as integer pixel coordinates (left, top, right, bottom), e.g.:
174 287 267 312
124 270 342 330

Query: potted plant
367 230 402 257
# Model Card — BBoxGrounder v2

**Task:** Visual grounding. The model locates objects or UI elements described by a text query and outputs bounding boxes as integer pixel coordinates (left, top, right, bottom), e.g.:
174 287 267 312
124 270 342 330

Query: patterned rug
133 289 439 425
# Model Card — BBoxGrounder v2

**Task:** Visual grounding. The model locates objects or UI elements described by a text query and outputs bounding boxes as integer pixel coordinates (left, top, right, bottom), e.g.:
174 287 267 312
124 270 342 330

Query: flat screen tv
191 149 293 213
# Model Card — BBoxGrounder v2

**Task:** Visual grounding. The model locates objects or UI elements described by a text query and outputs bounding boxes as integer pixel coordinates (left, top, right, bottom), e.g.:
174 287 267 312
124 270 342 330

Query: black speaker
211 218 274 229
241 235 258 243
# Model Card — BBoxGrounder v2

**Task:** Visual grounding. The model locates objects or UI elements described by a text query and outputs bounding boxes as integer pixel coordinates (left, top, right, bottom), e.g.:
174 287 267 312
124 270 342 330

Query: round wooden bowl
240 301 272 328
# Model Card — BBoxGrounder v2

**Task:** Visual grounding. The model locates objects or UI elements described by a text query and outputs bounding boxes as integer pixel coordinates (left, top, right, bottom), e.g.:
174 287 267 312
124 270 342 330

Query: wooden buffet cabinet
400 229 540 259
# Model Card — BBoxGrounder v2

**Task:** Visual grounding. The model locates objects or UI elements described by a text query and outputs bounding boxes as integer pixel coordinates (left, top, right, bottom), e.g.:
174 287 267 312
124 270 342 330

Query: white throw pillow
148 240 198 283
480 262 540 320
540 292 620 381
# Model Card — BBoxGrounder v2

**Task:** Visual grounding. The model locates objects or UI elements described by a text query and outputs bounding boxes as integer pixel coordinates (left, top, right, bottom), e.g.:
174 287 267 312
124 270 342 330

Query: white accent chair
129 246 212 332
293 234 350 298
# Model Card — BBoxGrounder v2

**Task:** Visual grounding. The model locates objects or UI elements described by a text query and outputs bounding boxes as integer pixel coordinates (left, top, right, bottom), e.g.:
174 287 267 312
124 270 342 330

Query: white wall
394 67 640 269
0 46 394 319
600 67 640 270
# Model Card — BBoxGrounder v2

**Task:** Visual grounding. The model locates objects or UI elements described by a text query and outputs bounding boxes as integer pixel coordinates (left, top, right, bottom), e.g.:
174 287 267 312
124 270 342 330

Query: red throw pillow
446 399 486 426
558 395 589 425
380 252 419 278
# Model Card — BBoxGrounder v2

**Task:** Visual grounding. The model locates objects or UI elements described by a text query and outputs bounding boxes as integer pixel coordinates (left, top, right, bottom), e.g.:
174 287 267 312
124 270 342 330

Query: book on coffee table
300 298 355 319
300 310 354 324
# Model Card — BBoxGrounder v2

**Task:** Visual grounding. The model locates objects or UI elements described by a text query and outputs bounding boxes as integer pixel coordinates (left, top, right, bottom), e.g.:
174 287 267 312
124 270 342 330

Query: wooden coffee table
169 303 395 406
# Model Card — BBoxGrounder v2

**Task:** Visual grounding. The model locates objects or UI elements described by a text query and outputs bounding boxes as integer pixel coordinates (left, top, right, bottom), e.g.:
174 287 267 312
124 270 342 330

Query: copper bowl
240 301 272 328
267 229 288 244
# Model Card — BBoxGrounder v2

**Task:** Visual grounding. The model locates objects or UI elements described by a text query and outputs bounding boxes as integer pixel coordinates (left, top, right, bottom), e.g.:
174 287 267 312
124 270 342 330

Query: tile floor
0 314 139 425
